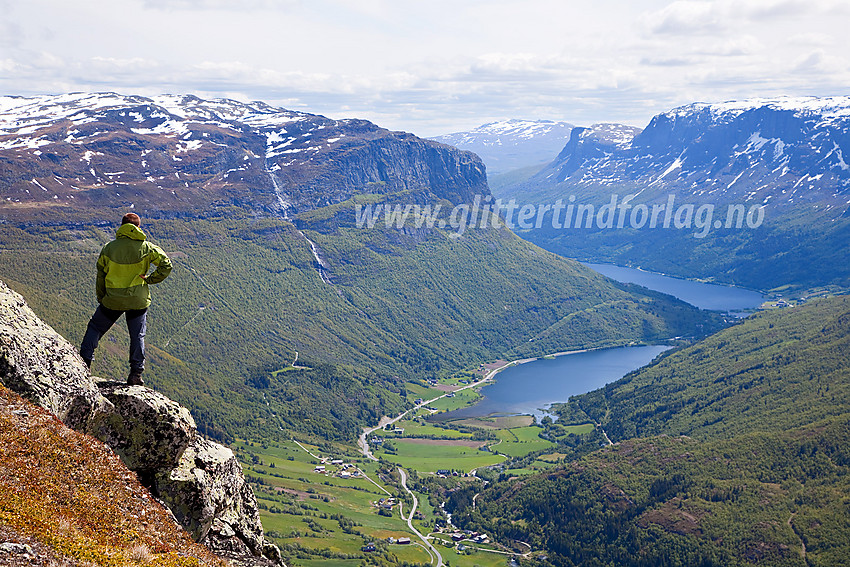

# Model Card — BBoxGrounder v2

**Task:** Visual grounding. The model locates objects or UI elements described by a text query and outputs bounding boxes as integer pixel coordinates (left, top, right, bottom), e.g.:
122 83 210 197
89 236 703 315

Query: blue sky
1 0 848 136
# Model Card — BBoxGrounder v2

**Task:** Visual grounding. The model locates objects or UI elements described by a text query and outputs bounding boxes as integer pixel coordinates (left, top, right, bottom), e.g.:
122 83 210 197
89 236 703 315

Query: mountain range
430 119 573 175
0 93 715 445
0 92 485 221
492 97 850 292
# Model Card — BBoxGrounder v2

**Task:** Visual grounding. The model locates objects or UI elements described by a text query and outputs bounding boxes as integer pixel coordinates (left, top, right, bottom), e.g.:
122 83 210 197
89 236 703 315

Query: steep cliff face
549 123 641 181
0 93 487 222
0 279 282 566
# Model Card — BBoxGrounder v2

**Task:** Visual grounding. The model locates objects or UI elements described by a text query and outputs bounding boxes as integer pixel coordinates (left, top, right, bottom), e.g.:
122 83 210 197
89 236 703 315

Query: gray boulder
0 280 110 429
91 382 197 473
157 437 281 563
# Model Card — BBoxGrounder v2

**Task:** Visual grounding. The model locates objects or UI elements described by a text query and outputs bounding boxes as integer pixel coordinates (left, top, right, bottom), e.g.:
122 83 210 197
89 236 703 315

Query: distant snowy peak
432 119 574 175
435 119 573 145
538 96 850 207
663 96 850 123
449 119 572 141
0 92 312 134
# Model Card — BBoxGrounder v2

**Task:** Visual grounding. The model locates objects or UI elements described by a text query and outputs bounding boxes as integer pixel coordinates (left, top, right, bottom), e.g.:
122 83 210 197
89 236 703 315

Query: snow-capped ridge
535 95 850 207
0 92 487 218
431 119 574 174
664 95 850 122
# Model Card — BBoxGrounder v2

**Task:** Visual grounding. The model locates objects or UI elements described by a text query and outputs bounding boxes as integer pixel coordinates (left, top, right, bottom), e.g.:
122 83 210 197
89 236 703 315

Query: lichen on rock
91 382 197 473
158 437 277 563
0 280 111 430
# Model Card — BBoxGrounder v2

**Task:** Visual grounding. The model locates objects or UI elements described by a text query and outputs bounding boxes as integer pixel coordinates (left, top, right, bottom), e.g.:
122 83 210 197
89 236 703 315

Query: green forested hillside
0 198 718 443
448 296 850 567
452 418 850 567
560 296 850 441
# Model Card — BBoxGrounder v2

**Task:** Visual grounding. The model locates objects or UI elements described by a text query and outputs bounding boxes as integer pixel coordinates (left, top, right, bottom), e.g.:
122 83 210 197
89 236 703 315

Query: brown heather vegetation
0 385 226 567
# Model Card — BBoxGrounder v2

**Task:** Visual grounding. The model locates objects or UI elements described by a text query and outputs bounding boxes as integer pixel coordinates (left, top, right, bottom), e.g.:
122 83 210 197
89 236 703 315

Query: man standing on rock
80 213 172 385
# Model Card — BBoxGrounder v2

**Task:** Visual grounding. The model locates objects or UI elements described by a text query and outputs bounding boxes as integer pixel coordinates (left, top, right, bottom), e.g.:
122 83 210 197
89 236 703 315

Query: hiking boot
127 370 144 386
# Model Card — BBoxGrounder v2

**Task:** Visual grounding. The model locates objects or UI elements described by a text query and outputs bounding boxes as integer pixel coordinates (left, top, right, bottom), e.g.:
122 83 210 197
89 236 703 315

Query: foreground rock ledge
0 280 283 566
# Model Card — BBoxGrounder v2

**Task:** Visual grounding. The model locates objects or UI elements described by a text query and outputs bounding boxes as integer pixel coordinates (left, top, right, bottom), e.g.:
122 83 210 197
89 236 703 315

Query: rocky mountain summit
529 96 850 210
0 93 486 221
0 279 282 566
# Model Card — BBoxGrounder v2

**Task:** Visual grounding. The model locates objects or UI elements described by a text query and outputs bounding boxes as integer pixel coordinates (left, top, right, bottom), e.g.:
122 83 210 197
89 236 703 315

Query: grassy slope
0 201 719 443
0 385 225 567
457 420 850 567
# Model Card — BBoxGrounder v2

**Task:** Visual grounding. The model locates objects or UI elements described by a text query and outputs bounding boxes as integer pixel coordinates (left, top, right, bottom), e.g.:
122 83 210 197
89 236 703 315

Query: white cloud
142 0 298 10
0 0 849 136
786 32 834 47
643 1 724 36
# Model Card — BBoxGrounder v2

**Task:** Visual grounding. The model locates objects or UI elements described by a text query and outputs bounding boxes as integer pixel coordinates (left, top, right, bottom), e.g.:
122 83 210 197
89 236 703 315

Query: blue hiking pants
80 305 147 372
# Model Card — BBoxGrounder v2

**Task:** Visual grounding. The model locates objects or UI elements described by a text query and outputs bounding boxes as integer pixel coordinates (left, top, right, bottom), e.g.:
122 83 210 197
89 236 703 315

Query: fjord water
583 262 765 312
433 264 760 421
436 345 671 421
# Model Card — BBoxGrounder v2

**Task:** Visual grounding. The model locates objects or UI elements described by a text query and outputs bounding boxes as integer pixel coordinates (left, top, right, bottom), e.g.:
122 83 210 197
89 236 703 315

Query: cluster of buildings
362 537 411 552
312 458 361 479
436 530 492 550
449 531 490 544
436 469 462 477
374 497 397 512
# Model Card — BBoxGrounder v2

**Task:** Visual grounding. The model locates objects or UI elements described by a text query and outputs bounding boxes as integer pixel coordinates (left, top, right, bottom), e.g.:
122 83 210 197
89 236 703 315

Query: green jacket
96 223 172 311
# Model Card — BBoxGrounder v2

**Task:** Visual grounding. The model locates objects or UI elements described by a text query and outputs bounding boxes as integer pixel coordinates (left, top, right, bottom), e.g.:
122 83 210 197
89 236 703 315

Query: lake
583 262 764 312
430 263 761 422
432 345 671 422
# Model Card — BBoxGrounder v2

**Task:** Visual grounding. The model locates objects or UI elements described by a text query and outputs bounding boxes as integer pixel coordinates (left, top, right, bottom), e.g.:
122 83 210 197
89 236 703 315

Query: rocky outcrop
0 280 110 431
158 437 282 563
92 383 197 474
0 279 283 566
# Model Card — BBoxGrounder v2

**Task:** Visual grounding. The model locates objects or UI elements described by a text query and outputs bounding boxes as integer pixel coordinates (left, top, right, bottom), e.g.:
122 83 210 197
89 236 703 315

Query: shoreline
359 342 667 456
580 261 768 295
427 342 651 423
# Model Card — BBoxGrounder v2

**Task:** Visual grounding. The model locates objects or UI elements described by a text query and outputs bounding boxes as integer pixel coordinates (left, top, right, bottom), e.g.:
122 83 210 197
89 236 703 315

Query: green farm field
492 426 556 458
375 438 505 473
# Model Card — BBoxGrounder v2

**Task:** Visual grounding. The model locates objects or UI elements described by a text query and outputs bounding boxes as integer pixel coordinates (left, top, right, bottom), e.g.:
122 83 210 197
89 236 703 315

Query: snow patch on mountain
432 119 574 175
523 96 850 209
